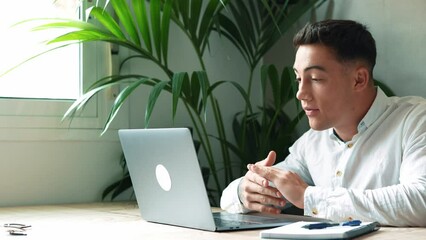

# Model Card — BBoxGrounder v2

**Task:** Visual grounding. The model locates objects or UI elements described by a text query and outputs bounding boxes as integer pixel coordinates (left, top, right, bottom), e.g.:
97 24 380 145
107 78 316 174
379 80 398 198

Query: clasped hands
238 151 308 214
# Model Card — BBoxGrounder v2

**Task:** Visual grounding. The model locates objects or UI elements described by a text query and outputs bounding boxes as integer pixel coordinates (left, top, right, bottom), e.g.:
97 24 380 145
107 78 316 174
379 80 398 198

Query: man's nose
296 80 309 101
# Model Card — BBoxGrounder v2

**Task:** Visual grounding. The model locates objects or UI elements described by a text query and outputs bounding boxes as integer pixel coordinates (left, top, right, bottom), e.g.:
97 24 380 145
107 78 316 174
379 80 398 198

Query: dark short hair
293 19 376 75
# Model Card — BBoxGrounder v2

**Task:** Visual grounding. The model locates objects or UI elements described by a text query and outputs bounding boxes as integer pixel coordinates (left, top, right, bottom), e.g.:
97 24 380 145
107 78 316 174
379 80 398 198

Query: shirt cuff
220 178 251 214
304 186 328 218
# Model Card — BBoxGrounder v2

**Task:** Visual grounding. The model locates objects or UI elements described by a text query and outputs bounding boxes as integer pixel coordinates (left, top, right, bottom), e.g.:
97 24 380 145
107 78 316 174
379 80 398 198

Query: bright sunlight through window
0 0 81 100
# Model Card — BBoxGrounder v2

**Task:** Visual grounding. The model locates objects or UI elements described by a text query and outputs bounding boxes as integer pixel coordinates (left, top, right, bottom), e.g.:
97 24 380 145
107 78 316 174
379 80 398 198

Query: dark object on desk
303 222 340 229
342 220 362 226
4 223 31 236
303 220 362 229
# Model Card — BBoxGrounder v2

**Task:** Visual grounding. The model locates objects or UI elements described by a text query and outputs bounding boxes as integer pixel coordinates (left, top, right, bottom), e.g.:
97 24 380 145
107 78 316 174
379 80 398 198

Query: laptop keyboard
214 217 260 226
213 212 285 227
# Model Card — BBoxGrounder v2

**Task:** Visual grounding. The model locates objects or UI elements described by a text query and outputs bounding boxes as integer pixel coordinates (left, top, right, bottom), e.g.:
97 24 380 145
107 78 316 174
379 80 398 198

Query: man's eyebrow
293 65 327 73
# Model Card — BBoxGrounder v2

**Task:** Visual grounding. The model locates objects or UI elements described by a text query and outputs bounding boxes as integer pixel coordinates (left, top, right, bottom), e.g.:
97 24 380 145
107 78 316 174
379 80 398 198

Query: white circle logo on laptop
155 164 172 191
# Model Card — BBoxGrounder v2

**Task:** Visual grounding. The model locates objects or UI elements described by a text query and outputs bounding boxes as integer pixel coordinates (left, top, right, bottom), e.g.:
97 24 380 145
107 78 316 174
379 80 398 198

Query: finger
245 201 282 215
242 187 286 211
248 164 278 182
246 151 277 187
239 178 286 213
245 169 270 188
244 192 286 214
243 177 283 198
255 151 277 167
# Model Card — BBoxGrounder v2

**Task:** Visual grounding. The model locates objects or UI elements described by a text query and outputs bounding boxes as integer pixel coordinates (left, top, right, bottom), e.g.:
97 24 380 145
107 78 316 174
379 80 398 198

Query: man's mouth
304 107 319 116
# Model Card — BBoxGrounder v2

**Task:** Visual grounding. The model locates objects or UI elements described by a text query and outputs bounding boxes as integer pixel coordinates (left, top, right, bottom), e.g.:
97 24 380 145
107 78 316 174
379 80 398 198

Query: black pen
302 222 340 229
303 220 362 230
342 220 362 226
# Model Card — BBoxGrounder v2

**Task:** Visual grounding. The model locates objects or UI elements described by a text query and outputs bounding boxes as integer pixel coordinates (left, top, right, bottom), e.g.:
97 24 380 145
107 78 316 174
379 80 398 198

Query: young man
220 19 426 227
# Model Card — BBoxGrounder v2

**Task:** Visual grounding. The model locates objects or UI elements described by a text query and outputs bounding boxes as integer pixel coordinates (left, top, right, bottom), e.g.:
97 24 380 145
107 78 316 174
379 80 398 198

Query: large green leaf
176 0 190 28
30 18 102 32
195 71 210 120
110 0 141 45
36 17 151 57
145 81 169 127
63 81 120 121
281 67 298 105
171 72 188 119
161 0 173 67
230 1 256 58
89 6 126 39
103 78 150 134
47 30 117 43
198 0 222 52
170 71 211 118
150 0 162 62
171 0 225 55
189 0 203 38
189 73 201 109
262 65 281 108
63 74 152 125
215 15 250 64
132 0 152 52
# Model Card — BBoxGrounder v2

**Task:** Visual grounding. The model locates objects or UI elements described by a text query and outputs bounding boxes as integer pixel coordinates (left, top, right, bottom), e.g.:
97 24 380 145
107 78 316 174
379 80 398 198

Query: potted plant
11 0 324 204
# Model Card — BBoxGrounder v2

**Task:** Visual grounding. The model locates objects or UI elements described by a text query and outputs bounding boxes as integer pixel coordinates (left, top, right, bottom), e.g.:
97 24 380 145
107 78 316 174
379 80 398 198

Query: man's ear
353 66 370 91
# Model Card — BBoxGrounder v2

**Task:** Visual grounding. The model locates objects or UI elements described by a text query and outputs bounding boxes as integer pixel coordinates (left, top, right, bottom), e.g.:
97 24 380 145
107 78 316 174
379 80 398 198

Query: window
0 0 80 99
0 0 127 140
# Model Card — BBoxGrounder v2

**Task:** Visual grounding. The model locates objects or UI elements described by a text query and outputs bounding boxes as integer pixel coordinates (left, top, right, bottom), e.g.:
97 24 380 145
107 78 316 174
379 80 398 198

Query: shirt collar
357 87 390 133
329 87 390 140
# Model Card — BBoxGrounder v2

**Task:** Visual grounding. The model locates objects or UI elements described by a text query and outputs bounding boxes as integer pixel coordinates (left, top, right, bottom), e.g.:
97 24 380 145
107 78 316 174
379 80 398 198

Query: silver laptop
119 128 311 231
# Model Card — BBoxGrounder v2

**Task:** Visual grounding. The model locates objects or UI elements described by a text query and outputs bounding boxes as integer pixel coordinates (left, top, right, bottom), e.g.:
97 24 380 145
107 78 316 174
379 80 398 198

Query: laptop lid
119 128 217 231
119 128 307 231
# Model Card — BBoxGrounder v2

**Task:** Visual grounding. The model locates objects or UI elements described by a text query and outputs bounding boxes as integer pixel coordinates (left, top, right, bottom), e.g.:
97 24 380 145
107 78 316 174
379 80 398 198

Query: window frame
0 1 128 141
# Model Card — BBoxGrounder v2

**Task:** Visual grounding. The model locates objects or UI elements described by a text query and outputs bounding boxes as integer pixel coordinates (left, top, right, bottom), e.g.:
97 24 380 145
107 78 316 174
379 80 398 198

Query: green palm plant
230 65 305 174
14 0 324 203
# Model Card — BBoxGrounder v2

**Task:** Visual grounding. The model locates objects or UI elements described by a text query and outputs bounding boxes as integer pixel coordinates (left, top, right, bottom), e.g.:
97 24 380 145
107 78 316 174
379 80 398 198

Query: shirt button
347 143 354 148
336 171 343 177
312 208 318 215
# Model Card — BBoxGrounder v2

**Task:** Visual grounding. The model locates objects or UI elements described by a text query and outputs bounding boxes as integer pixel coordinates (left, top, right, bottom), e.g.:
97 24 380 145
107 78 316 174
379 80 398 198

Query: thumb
256 151 276 167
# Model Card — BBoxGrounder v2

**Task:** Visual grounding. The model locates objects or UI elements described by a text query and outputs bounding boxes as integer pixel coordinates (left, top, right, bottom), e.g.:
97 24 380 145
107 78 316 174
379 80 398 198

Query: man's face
293 44 356 131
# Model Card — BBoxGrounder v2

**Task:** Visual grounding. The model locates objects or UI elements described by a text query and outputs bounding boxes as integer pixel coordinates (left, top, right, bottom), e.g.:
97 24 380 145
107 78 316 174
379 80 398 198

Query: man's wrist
237 178 244 204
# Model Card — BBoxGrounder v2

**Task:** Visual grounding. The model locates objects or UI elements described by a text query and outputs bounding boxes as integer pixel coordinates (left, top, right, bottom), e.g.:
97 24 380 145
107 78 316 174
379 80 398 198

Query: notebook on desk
260 221 380 239
119 128 323 232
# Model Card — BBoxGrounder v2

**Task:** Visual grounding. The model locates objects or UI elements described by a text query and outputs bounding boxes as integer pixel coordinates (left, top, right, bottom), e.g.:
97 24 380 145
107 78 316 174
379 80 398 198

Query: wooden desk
0 202 424 239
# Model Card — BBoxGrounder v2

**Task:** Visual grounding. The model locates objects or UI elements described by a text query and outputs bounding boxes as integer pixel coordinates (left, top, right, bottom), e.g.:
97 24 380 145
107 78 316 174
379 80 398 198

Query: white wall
266 0 426 98
0 135 123 206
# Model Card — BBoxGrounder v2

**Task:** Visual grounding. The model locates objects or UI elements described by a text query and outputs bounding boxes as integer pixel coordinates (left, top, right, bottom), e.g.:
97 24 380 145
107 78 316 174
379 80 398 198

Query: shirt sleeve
304 181 426 226
220 177 252 213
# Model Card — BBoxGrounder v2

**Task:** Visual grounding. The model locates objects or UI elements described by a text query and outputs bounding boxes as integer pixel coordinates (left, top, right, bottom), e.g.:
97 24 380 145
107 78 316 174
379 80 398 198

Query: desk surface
0 202 424 239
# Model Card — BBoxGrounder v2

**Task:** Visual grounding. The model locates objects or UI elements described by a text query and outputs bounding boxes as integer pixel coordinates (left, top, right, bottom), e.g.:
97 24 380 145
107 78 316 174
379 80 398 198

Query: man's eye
295 78 301 83
311 78 321 82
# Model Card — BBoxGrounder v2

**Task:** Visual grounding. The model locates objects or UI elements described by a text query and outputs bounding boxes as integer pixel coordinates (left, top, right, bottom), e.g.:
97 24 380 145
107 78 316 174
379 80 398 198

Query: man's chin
308 120 329 131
